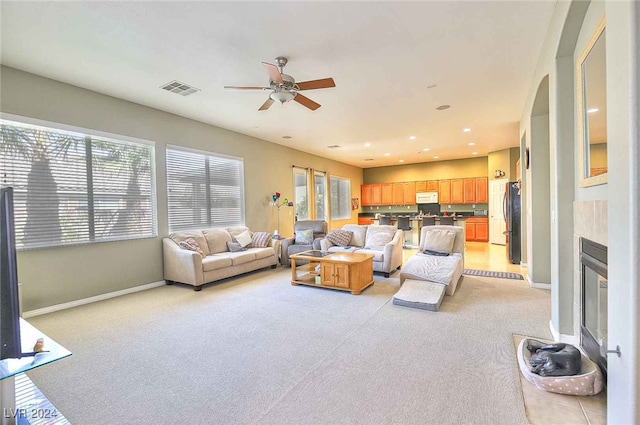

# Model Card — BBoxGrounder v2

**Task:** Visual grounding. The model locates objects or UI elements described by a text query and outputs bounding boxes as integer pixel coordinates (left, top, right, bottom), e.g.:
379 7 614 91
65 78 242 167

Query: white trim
520 262 528 267
526 273 551 289
166 143 244 162
22 281 165 318
0 113 156 147
549 320 577 345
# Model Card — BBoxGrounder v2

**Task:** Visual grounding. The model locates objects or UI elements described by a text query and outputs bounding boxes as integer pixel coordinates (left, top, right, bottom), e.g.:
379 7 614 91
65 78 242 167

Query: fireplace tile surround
573 200 607 357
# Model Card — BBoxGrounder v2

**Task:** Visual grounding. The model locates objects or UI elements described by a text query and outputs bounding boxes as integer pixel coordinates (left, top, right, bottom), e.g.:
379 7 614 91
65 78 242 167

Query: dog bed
517 338 604 395
392 279 446 311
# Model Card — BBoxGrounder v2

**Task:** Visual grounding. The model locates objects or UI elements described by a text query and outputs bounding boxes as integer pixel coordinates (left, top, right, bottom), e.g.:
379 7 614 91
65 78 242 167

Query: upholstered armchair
281 220 328 266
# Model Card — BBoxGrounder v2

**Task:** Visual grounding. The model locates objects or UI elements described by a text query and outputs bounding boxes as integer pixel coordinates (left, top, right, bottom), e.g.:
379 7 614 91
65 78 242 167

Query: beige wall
363 157 488 184
488 147 520 181
0 66 362 310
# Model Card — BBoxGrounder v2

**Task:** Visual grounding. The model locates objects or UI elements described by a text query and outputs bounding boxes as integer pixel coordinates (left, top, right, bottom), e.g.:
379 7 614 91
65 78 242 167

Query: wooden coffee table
289 250 374 295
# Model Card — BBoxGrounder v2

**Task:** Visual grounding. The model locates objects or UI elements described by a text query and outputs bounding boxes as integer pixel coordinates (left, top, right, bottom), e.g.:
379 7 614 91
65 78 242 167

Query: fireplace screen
580 238 608 377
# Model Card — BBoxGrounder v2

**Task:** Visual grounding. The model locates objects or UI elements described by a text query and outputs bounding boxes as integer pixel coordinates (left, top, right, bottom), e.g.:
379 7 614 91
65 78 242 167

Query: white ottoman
392 279 446 311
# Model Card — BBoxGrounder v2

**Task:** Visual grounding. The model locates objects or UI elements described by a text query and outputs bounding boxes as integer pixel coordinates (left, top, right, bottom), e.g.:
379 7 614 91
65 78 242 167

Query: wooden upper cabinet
381 183 393 205
361 184 372 206
438 180 451 204
415 181 427 192
392 182 405 205
451 179 464 204
371 184 382 205
426 180 439 192
475 177 489 203
463 178 476 204
404 181 416 205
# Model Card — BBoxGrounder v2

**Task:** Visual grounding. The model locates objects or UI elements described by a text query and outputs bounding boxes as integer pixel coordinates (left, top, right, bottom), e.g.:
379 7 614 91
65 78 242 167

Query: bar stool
421 217 436 226
396 216 412 248
439 216 455 226
379 215 391 225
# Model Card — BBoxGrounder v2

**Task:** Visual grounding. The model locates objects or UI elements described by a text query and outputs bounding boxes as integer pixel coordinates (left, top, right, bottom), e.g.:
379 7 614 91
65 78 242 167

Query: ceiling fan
224 56 335 111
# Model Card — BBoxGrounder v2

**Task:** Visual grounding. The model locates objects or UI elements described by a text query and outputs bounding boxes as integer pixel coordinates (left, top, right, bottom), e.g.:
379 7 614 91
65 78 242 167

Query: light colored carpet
27 268 551 425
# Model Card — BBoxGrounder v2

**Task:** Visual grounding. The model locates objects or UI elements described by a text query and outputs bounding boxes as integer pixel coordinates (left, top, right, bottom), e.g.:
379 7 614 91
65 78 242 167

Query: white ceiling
0 1 557 168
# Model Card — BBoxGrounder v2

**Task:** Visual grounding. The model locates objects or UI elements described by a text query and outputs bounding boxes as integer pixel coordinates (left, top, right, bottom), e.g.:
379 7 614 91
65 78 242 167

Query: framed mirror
577 17 607 187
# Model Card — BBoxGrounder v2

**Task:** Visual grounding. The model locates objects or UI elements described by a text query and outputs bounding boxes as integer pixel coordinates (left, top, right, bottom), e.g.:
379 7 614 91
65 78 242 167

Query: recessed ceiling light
472 152 478 155
463 128 472 133
422 148 430 151
436 104 450 110
364 142 371 147
433 155 439 159
408 136 416 140
587 108 599 113
282 136 292 139
384 153 391 157
468 142 475 146
399 159 404 163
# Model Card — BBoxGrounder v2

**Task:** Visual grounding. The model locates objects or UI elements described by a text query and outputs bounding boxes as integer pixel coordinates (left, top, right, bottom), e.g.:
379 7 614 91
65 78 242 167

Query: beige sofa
163 226 279 291
319 224 404 277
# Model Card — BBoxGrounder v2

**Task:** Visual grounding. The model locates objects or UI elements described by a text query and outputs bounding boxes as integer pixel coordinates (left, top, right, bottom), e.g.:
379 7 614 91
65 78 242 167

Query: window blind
166 146 244 232
0 119 156 249
330 176 351 220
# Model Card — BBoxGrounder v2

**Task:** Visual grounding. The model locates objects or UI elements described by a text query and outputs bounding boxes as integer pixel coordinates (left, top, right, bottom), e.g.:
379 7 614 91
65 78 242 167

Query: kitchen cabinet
475 177 489 203
465 217 489 242
371 184 382 205
392 182 404 204
381 183 393 205
463 178 476 203
426 180 439 192
361 184 372 206
438 180 451 204
451 179 464 204
415 181 427 192
403 181 416 205
392 182 416 205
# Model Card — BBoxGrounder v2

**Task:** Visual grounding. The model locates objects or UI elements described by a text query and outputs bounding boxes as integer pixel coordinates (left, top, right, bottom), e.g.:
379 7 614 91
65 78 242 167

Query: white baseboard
22 281 166 318
526 274 551 290
549 320 577 345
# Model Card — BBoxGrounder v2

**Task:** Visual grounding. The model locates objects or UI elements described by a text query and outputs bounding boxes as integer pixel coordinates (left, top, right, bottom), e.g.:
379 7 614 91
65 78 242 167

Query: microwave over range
415 192 438 204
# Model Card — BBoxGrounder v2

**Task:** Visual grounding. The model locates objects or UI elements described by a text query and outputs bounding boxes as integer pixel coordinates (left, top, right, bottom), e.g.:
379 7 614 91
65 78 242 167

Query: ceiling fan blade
224 86 270 90
258 98 275 111
262 62 283 83
296 78 336 91
294 93 321 111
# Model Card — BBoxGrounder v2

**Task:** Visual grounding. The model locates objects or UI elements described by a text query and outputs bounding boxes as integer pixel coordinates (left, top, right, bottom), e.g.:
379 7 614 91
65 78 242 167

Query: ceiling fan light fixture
270 90 295 104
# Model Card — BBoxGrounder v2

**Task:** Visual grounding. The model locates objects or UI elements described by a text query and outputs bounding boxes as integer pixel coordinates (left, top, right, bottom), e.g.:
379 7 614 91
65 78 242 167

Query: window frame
330 174 352 221
165 145 245 233
0 113 158 250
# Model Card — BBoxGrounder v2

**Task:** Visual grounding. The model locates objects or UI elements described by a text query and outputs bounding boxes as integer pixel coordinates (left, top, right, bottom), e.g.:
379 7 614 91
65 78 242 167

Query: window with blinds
330 176 351 220
166 146 244 232
0 119 156 249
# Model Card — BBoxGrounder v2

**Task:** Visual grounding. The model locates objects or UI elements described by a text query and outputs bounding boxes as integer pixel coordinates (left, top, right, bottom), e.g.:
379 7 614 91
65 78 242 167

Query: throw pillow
326 229 353 247
422 229 457 254
234 229 253 248
364 225 397 248
178 237 204 256
226 241 247 252
295 229 314 245
250 231 272 248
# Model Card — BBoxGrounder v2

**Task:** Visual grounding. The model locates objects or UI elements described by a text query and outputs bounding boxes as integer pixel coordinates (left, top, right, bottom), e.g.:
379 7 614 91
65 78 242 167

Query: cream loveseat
163 226 279 291
319 224 404 277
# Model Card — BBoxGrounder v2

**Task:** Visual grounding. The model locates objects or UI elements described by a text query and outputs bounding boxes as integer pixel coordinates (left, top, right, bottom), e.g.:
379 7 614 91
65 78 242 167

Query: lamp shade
270 90 295 104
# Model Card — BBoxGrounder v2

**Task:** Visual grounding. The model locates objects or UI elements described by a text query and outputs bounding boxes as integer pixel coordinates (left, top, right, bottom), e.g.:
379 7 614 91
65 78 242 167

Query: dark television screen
1 186 22 360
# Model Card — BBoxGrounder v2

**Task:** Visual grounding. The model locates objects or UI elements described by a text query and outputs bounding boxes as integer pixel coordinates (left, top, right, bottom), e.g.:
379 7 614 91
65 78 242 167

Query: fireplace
580 237 607 378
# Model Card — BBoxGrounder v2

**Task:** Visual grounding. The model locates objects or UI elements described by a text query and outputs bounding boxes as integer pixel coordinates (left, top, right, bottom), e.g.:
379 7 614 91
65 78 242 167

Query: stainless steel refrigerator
503 182 521 264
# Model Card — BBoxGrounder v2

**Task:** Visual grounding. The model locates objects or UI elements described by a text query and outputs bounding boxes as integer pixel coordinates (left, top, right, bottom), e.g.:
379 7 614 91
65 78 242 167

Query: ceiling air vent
327 145 341 149
363 158 375 161
160 80 201 96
